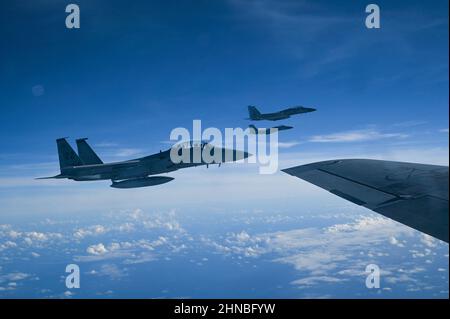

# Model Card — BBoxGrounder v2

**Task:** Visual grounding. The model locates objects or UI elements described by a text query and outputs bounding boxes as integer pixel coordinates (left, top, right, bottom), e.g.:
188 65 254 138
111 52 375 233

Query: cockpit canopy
173 140 211 149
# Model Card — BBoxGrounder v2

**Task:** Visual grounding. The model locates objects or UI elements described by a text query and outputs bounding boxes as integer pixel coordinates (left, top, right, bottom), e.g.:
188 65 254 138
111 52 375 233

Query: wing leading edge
282 159 449 243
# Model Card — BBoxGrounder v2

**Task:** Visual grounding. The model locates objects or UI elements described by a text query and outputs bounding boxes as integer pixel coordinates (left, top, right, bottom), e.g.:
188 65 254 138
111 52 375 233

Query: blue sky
0 0 448 299
1 0 448 156
0 0 448 213
0 0 448 215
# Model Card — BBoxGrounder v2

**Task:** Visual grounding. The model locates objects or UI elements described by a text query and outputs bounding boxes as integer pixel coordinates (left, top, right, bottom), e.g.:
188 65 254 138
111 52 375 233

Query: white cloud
230 214 446 292
75 250 133 262
277 141 301 149
7 230 22 239
74 212 184 264
123 252 156 265
0 241 17 251
398 267 426 274
309 129 408 143
86 243 108 255
141 212 185 233
0 226 64 249
94 142 118 148
291 276 347 286
385 274 416 285
21 231 63 246
74 225 108 239
0 205 447 296
202 233 265 258
207 215 430 285
420 234 437 248
278 251 347 274
114 148 144 157
108 242 121 251
0 272 30 283
389 236 405 247
88 263 128 279
26 232 48 241
118 222 134 232
234 231 251 243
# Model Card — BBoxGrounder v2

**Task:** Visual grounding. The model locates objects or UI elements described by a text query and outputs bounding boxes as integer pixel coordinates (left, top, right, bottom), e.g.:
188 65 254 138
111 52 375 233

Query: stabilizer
56 138 83 170
248 105 262 120
76 138 103 165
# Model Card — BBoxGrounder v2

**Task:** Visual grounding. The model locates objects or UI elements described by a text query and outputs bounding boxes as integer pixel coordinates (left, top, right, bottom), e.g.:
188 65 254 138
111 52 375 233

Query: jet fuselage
249 106 316 121
56 143 248 183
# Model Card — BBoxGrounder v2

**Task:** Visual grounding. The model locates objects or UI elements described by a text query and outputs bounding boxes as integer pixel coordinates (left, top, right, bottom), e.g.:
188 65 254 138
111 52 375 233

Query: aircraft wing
282 159 449 243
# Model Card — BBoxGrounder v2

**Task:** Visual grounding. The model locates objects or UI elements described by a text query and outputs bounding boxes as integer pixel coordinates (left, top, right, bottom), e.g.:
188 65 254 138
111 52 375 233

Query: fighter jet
37 138 251 188
248 124 293 135
283 159 449 243
247 105 316 121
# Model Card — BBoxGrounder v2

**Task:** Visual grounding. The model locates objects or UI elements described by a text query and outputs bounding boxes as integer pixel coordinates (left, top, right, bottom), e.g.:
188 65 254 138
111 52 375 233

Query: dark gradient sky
0 0 448 161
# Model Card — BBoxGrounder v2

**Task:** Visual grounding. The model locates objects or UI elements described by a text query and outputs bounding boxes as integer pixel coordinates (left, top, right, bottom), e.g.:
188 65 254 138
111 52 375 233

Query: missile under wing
282 159 449 243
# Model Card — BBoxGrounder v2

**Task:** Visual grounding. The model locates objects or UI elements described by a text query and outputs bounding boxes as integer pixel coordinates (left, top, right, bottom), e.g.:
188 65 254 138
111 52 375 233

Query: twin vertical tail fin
248 105 262 120
56 138 83 171
76 138 103 165
37 138 101 180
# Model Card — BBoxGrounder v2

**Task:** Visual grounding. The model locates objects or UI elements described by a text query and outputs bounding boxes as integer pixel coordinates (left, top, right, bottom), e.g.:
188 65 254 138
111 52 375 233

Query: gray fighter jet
37 138 250 188
248 124 293 134
283 159 449 243
247 105 316 121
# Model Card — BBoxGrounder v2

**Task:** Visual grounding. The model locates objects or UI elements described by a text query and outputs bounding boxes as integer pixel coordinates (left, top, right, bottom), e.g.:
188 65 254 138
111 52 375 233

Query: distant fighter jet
37 138 250 188
247 105 316 121
248 124 293 134
283 159 449 243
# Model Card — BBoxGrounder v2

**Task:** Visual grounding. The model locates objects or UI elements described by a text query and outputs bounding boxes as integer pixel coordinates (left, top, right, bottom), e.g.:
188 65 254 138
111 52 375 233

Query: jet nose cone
243 151 252 159
306 107 317 112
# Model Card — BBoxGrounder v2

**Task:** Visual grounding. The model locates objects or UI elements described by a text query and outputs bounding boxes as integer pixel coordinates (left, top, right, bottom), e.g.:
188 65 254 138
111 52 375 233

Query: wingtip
281 167 295 175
